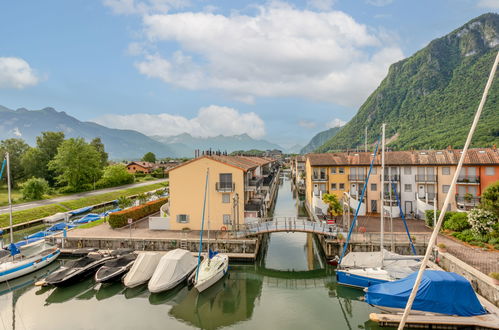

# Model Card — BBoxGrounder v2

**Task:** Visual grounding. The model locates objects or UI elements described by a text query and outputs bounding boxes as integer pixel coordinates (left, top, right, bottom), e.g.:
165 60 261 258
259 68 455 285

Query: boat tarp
150 249 196 287
365 270 487 316
47 222 75 232
73 213 101 224
341 249 420 269
124 252 161 286
69 206 93 215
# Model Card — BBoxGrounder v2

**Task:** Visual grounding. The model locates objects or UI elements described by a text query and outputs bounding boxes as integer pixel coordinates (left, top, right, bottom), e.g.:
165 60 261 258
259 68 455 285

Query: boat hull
47 257 114 287
0 248 60 282
149 264 196 293
336 269 389 289
95 263 134 283
194 254 229 293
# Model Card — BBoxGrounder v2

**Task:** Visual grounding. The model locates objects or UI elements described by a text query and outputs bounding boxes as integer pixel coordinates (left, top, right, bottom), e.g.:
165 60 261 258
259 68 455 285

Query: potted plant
337 233 345 242
464 193 473 203
489 272 499 286
437 243 447 253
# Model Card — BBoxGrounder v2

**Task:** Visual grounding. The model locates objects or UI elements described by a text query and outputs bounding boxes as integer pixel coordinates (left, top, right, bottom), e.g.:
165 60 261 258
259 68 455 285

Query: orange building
126 161 155 174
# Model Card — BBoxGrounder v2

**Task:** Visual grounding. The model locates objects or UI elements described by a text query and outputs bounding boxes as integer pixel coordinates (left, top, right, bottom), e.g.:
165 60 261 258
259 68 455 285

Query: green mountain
0 106 174 160
301 127 342 154
317 13 499 152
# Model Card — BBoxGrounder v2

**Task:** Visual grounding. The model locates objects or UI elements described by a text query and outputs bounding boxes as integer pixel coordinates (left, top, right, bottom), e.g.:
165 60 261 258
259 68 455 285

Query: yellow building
166 155 278 231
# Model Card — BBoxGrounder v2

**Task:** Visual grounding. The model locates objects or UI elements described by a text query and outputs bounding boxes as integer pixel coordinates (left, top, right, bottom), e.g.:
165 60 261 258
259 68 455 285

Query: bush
21 177 49 200
424 210 456 227
453 229 475 242
108 197 167 229
467 208 497 236
97 164 134 188
443 212 470 231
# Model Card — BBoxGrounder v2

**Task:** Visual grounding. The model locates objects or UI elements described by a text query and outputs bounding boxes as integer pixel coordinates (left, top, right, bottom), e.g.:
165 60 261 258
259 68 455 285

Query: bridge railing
234 217 340 238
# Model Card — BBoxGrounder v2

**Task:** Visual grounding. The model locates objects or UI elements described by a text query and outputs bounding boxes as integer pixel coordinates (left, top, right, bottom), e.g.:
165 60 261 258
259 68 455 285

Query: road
0 179 167 215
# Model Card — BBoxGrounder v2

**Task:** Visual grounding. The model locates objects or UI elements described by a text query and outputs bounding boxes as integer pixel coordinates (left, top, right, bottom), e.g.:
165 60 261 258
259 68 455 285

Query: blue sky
0 0 497 148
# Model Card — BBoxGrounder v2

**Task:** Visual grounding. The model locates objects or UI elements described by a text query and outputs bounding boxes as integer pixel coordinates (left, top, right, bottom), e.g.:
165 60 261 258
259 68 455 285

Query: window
442 185 450 193
404 184 412 192
339 183 345 190
404 167 412 175
339 167 345 174
371 167 377 174
222 193 230 203
320 168 327 180
442 167 450 175
223 214 231 225
371 183 377 191
331 167 337 174
177 214 189 223
219 173 233 189
331 183 337 190
485 167 495 176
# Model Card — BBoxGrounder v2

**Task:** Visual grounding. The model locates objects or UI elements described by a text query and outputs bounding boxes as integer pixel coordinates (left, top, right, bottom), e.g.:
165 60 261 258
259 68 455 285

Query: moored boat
123 252 161 288
148 249 197 293
193 252 229 293
95 253 137 283
72 213 101 224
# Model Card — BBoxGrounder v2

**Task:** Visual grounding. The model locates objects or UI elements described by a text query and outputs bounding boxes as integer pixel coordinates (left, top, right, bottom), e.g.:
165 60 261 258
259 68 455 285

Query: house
126 161 155 174
163 155 279 231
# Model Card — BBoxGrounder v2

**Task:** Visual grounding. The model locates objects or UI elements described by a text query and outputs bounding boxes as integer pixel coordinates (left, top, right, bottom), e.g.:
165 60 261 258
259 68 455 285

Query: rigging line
338 136 381 264
195 168 210 283
398 50 499 329
392 182 417 255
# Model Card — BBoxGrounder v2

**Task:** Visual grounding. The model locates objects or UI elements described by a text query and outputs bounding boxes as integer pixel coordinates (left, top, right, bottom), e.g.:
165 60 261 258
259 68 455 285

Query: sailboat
0 153 61 283
336 124 421 288
191 168 229 293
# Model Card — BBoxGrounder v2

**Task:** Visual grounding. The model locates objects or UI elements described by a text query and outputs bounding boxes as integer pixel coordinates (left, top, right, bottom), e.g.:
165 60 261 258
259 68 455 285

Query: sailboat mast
207 168 210 255
6 152 13 244
380 124 385 255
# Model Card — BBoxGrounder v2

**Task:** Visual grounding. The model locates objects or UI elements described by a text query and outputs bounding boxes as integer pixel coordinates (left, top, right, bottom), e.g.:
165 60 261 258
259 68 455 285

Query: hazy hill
301 127 342 154
317 13 499 152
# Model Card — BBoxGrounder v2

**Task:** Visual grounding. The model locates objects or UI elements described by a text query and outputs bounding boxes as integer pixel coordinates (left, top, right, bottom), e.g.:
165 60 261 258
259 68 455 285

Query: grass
78 218 106 229
0 183 62 207
0 182 167 229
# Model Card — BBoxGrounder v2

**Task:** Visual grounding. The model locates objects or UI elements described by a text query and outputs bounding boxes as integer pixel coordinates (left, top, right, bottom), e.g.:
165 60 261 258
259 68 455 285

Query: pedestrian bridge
236 217 339 238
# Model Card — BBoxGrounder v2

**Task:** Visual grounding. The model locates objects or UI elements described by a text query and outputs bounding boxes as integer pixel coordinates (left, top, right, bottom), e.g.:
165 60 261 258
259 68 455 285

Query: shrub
467 208 497 236
480 181 499 217
21 177 49 200
136 193 148 204
97 164 134 188
453 229 475 242
116 196 133 209
424 210 456 227
443 212 470 231
108 197 167 229
489 272 499 280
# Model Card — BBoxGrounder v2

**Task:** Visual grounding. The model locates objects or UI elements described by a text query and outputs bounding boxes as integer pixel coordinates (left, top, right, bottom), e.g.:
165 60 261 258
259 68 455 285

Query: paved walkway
0 179 167 215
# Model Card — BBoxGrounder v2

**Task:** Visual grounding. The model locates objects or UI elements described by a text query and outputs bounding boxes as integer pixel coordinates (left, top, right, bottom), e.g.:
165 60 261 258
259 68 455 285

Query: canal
0 175 386 330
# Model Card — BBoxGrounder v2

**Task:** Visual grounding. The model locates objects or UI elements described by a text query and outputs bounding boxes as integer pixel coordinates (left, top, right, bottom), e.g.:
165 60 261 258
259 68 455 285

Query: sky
0 0 497 149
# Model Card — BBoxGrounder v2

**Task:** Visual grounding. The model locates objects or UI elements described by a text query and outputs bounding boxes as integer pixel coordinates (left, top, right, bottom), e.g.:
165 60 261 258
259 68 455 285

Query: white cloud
134 3 403 107
477 0 499 9
103 0 190 15
94 105 266 138
0 57 39 89
307 0 336 11
366 0 394 6
298 120 317 129
326 118 346 128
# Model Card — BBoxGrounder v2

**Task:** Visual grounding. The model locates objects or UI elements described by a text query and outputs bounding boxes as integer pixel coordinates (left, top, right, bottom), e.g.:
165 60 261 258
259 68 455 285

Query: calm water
0 175 386 330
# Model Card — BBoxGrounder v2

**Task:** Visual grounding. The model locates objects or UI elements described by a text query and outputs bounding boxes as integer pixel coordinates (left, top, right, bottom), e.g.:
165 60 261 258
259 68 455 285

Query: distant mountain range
316 13 499 152
301 126 342 154
151 133 284 158
0 106 286 159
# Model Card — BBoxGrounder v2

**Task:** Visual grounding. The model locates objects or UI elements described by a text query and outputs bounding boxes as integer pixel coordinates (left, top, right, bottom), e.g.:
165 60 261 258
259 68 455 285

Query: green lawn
0 182 167 228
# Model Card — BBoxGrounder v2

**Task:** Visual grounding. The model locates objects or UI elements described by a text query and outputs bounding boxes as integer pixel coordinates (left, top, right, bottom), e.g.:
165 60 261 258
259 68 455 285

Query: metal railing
235 217 339 238
312 175 328 181
415 174 437 182
457 176 480 184
416 192 436 201
216 182 235 192
348 174 366 181
381 174 400 181
248 177 264 187
455 195 480 205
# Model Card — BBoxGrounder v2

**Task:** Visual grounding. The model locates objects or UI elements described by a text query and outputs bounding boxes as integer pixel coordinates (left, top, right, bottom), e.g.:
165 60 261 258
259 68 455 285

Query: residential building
164 155 279 231
126 161 155 174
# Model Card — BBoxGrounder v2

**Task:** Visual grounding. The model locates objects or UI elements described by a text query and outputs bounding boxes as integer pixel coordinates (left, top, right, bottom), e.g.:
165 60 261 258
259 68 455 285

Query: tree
467 208 497 236
49 138 102 191
90 137 108 168
117 195 133 209
21 177 49 200
322 193 343 217
137 193 148 205
480 181 499 217
21 132 65 185
142 152 156 163
97 164 134 188
0 138 29 184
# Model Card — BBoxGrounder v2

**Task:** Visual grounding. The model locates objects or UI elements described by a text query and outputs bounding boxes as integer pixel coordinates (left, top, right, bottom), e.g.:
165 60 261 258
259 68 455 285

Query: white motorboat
43 212 67 223
194 253 229 293
123 252 161 288
148 249 197 293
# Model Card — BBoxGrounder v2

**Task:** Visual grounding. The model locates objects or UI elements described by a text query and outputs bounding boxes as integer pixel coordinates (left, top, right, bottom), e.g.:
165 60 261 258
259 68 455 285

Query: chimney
493 144 496 151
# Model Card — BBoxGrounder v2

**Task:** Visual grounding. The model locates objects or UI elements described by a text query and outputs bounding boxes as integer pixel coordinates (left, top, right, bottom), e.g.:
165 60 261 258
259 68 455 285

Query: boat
148 249 197 293
0 154 61 283
43 212 67 223
99 208 121 217
95 253 137 283
122 252 161 288
45 251 114 287
47 222 76 232
191 168 229 293
336 125 421 289
72 213 101 224
69 206 93 216
365 270 487 316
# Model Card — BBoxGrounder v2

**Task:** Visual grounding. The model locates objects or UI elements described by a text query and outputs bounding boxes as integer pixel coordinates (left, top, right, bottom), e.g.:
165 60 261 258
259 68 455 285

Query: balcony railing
216 182 235 192
457 176 480 184
382 193 401 201
415 174 437 183
455 195 480 205
248 177 264 187
416 192 436 201
348 174 367 182
312 175 328 181
381 174 400 182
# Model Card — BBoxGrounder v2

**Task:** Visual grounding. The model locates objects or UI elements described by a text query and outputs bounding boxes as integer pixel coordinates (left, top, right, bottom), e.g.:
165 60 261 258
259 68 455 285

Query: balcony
381 174 400 182
416 192 436 203
457 176 480 184
246 177 264 191
348 174 367 182
456 195 480 206
382 193 401 201
216 182 235 192
312 175 328 182
415 174 437 183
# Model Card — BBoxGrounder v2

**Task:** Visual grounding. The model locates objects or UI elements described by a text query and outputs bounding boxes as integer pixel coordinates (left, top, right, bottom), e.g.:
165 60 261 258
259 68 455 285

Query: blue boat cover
24 231 50 239
47 222 75 232
72 213 101 224
365 270 486 316
69 206 93 215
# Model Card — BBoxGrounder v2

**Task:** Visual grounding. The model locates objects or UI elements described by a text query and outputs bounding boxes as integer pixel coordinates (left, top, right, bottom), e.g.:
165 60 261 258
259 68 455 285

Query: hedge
424 210 457 227
108 197 167 229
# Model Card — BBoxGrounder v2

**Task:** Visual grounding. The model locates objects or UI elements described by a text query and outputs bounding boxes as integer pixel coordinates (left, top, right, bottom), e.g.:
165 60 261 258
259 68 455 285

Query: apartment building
164 155 279 231
305 148 499 219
